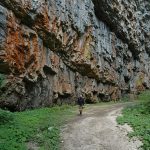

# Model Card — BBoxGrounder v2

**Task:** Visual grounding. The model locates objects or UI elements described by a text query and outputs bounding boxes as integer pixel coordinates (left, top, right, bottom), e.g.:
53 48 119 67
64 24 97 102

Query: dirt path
61 103 142 150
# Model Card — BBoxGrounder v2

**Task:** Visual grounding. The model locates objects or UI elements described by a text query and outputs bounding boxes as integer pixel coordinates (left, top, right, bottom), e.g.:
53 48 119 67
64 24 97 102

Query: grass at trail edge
117 91 150 150
0 105 76 150
1 91 150 150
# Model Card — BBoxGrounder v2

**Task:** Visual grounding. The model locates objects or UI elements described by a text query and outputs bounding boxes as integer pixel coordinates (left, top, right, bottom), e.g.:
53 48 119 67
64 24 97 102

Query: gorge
0 0 150 111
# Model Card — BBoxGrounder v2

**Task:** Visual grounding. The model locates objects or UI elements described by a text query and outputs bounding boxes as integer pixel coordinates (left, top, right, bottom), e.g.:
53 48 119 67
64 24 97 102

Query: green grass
117 91 150 150
1 91 150 150
0 105 76 150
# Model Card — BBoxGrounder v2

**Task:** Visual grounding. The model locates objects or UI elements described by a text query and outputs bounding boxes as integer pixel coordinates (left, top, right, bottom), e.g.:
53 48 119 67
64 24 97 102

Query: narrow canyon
0 0 150 111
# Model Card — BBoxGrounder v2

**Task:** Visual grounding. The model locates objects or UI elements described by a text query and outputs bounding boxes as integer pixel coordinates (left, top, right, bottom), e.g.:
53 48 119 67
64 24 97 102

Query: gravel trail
61 103 142 150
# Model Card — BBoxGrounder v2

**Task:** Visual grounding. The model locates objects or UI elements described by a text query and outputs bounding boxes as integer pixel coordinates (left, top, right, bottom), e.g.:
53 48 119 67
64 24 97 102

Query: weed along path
60 103 142 150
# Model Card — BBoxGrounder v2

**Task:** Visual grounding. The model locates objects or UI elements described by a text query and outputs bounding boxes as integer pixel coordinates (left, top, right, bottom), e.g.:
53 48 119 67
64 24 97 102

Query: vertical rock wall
0 0 150 110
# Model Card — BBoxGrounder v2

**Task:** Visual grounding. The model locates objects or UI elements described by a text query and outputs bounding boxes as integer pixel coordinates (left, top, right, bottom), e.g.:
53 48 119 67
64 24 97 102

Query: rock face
0 0 150 110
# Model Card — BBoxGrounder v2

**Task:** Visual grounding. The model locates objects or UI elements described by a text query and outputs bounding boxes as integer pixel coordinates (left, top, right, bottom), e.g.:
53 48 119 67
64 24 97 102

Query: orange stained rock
111 86 119 100
50 52 60 69
3 11 47 75
62 81 72 95
30 35 41 73
32 1 50 31
51 17 58 33
111 33 117 59
136 72 145 91
40 47 47 69
5 14 26 73
81 27 93 57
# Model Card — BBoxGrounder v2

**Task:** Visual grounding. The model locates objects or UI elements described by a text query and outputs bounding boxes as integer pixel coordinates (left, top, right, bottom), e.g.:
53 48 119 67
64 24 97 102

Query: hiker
77 95 85 115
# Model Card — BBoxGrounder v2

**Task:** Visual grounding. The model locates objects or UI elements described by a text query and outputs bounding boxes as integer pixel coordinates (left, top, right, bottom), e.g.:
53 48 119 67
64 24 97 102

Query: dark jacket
77 97 85 106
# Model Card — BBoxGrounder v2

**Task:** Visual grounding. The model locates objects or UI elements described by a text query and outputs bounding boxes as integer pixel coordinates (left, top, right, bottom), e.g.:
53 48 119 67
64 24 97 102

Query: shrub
0 109 14 125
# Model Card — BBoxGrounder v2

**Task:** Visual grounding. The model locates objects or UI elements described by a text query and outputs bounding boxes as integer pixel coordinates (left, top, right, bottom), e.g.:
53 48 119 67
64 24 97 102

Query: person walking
77 95 85 116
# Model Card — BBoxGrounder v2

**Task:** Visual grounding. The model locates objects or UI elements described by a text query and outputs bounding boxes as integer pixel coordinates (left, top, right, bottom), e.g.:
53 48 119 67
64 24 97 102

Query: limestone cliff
0 0 150 111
